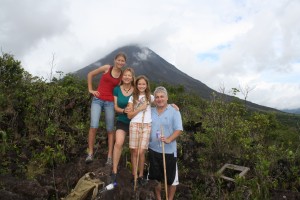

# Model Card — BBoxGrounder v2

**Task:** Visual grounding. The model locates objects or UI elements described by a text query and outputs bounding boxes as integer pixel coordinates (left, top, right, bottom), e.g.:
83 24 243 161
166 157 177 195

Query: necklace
122 85 131 93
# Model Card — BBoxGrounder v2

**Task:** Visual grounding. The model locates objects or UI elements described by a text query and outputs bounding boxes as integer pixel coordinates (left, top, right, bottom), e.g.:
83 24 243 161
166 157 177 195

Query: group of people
85 52 183 200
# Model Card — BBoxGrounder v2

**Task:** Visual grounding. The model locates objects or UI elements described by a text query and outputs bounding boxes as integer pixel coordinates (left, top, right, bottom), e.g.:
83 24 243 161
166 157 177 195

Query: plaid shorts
129 122 151 149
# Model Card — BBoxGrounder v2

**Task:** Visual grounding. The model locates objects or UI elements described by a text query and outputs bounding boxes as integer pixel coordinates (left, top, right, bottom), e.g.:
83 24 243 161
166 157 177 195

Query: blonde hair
120 67 135 86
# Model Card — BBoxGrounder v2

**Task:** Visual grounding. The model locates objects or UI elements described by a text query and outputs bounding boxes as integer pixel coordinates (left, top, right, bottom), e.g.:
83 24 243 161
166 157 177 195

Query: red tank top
96 66 122 101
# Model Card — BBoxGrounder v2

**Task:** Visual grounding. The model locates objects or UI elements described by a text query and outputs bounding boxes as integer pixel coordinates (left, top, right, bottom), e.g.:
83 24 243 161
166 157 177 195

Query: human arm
113 96 124 114
126 102 148 119
160 108 183 144
113 96 130 114
87 65 110 96
170 103 179 111
161 130 182 144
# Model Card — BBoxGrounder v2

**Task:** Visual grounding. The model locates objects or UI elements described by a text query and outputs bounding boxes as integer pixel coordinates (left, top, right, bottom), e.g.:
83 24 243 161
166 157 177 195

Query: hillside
74 45 281 113
282 108 300 114
75 45 215 100
1 52 300 199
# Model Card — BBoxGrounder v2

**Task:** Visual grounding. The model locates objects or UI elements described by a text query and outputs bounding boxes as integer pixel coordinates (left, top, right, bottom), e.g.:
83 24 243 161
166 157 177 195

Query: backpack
62 172 104 200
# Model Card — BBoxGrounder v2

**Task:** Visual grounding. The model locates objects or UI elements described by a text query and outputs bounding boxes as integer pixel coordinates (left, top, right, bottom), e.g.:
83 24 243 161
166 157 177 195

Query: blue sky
1 0 300 109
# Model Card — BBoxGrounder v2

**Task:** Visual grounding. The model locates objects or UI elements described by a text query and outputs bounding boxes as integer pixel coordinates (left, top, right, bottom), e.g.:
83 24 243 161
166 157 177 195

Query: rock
0 175 48 199
0 189 23 200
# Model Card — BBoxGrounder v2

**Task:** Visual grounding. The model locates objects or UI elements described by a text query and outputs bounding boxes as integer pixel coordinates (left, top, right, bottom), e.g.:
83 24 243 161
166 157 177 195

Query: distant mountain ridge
75 45 215 99
74 45 280 113
282 108 300 114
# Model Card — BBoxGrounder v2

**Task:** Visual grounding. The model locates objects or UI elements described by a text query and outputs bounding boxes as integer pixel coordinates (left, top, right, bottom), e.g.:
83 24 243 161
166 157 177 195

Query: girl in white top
127 75 154 186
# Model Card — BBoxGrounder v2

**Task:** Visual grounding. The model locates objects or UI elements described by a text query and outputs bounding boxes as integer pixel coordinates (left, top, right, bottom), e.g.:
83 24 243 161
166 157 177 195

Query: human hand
89 90 100 97
160 136 171 144
139 102 148 112
171 103 179 111
123 106 131 114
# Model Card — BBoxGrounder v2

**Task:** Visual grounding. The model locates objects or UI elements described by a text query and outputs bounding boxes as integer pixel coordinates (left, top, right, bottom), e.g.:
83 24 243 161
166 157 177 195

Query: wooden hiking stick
160 125 168 200
134 110 146 191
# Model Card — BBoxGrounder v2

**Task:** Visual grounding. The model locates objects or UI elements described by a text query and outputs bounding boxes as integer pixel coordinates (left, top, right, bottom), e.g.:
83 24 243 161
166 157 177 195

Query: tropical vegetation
1 53 300 199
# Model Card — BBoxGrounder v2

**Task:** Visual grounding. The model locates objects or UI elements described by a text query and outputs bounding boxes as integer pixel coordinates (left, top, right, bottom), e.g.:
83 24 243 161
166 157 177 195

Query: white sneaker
105 157 112 165
85 154 93 164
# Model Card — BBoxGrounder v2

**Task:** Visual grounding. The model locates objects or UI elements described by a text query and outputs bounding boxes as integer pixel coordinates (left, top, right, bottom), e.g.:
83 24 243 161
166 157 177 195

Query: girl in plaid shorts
127 75 154 186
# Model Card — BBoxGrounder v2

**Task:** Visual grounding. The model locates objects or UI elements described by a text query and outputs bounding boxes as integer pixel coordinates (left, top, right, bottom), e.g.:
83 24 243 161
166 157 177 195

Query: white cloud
0 0 70 56
1 0 300 109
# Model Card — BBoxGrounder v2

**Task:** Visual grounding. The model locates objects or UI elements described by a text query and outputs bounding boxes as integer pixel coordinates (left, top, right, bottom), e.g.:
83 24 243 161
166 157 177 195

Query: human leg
87 128 97 155
106 131 114 164
104 101 115 163
138 149 145 177
130 148 138 178
137 148 148 186
154 182 162 200
168 185 177 200
166 156 179 199
86 97 102 163
138 123 151 180
112 128 126 173
129 122 139 178
147 149 163 182
138 123 151 186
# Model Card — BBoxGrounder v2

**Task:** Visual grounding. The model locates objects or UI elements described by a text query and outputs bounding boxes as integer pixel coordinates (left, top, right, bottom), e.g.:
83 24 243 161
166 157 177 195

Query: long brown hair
132 75 151 108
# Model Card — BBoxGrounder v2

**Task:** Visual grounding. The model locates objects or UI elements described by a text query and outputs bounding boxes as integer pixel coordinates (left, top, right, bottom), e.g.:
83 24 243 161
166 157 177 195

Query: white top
129 94 154 123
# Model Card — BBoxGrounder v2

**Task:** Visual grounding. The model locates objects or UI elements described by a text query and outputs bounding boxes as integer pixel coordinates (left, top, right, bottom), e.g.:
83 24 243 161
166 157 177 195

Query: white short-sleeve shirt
129 94 154 123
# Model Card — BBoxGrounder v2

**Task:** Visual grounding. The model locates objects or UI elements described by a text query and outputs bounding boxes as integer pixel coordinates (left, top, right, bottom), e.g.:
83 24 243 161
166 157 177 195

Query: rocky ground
0 147 193 200
1 134 300 200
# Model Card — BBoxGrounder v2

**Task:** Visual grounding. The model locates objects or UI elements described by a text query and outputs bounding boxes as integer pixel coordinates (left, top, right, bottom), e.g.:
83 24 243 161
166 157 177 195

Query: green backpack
62 172 104 200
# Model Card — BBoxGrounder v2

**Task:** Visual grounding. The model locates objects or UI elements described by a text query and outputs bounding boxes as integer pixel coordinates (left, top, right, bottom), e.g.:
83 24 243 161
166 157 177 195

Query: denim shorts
90 97 115 131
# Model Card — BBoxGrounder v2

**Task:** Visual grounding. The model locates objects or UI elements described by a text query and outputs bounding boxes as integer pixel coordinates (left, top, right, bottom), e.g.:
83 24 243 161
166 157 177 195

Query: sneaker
105 157 112 165
138 176 148 187
110 172 117 184
85 154 93 164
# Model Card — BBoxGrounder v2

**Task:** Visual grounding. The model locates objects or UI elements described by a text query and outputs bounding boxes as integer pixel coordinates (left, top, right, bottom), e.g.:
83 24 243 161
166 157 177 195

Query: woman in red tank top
85 52 127 165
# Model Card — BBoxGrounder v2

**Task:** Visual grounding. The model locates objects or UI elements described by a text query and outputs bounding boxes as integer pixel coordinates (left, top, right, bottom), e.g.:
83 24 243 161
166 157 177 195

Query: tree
0 53 24 91
0 53 26 135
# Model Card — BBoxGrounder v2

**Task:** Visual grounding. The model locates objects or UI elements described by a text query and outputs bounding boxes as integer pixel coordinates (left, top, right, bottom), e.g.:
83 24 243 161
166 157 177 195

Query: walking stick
160 125 168 200
134 109 146 191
